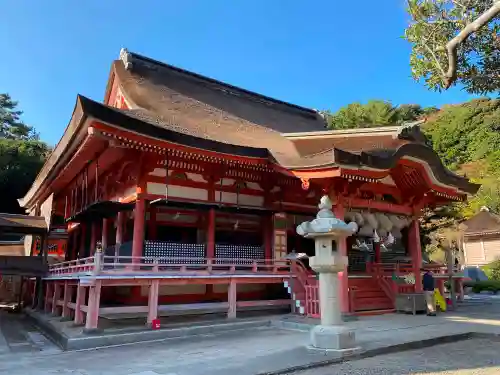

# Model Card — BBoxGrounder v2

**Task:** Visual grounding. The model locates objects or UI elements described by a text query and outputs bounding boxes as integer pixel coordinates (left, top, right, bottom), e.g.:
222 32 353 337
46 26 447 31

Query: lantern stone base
309 325 358 352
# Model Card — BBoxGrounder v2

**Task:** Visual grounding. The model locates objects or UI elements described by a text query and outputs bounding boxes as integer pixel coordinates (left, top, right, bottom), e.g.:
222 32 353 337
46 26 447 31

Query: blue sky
1 0 476 146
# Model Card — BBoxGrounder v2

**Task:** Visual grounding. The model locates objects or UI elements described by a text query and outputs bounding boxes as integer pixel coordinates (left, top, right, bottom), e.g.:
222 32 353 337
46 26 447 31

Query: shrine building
20 49 479 330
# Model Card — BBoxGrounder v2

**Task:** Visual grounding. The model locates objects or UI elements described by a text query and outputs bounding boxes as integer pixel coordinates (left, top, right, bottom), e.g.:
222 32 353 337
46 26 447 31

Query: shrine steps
284 275 395 318
349 277 394 312
355 308 395 316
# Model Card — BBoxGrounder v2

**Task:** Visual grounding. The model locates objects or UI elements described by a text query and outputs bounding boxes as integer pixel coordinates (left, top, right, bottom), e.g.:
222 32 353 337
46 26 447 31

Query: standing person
422 268 436 316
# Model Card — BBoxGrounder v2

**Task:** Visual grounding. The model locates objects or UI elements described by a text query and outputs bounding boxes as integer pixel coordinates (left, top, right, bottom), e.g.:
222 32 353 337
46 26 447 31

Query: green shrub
467 280 500 294
482 260 500 281
463 280 475 288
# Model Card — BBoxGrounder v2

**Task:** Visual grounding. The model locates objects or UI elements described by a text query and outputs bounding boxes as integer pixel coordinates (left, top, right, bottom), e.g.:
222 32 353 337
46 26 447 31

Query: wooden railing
48 257 96 275
369 262 417 301
48 253 291 277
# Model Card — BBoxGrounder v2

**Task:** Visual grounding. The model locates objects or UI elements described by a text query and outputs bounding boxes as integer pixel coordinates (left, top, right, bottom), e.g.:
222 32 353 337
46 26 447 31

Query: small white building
460 207 500 267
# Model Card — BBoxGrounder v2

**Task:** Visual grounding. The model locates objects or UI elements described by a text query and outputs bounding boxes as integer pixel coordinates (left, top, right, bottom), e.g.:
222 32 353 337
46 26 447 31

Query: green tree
0 93 38 140
0 94 49 214
325 97 500 258
424 98 500 167
423 97 500 221
404 0 500 94
324 100 425 129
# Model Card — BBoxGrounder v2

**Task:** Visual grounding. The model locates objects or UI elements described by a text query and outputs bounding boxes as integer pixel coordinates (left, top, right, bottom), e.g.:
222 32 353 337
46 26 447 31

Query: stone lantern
296 195 359 352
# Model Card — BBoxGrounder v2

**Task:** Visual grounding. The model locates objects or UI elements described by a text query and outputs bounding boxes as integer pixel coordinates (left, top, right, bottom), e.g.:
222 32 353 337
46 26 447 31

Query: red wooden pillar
115 211 125 257
263 215 272 261
409 219 423 292
334 203 350 314
85 280 102 331
79 223 86 258
374 242 381 263
52 282 61 315
62 282 71 319
74 285 86 325
149 206 157 241
207 208 216 259
90 222 97 256
44 282 52 312
147 262 160 325
147 279 160 324
204 209 216 299
227 280 237 319
132 199 147 263
101 218 109 252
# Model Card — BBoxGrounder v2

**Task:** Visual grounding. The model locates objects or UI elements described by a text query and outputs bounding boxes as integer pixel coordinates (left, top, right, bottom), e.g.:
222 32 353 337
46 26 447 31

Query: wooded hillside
325 98 500 260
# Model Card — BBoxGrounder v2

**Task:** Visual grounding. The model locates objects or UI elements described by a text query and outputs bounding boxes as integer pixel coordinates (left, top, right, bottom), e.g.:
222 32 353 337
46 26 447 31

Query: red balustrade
48 255 291 277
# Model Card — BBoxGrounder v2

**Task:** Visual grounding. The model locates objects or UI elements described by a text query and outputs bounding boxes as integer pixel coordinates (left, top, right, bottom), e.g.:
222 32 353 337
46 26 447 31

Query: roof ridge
119 48 324 121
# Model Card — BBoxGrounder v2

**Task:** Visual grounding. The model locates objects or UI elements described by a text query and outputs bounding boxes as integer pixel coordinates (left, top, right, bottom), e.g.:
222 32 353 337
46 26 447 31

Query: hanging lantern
301 178 310 190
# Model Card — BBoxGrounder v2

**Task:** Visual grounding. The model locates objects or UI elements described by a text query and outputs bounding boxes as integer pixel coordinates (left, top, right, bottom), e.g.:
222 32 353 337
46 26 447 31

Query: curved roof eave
283 143 480 195
18 97 90 209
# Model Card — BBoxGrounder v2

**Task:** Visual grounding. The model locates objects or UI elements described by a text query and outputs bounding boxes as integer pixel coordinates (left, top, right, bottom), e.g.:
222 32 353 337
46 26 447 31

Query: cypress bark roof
18 49 481 209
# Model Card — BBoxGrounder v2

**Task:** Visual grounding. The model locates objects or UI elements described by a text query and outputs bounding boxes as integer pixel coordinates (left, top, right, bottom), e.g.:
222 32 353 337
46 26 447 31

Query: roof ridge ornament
313 109 329 129
119 48 133 70
394 120 431 146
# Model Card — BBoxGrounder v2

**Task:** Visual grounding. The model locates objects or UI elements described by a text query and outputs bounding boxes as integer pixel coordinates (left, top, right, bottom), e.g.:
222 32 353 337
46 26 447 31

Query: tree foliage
0 94 38 140
324 97 500 259
324 100 437 129
0 94 49 214
404 0 500 94
423 98 500 215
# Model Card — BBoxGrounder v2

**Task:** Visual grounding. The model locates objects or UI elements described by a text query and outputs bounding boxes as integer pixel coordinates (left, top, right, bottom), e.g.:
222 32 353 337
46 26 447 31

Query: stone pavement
296 338 500 374
1 302 500 375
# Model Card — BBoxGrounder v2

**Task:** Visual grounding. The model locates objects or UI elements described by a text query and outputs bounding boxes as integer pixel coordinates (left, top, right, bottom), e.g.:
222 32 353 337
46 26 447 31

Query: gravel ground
293 338 500 375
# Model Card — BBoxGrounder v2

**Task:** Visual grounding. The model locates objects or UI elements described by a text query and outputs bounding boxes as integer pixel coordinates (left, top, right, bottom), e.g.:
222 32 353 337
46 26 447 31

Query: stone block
309 325 358 351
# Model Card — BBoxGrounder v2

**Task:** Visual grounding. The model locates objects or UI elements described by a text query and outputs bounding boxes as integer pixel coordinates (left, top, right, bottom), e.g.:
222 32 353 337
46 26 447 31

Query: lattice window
144 241 205 264
215 244 264 265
